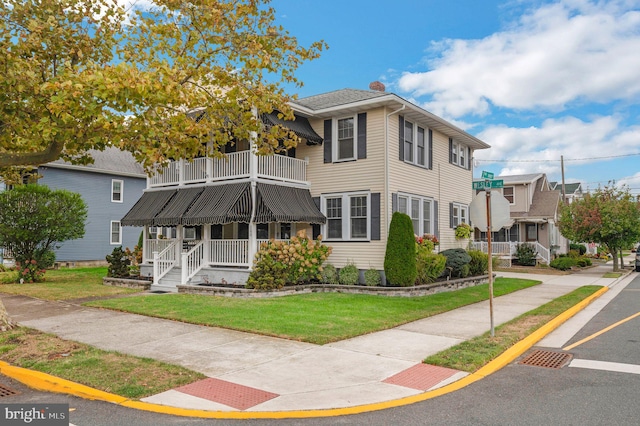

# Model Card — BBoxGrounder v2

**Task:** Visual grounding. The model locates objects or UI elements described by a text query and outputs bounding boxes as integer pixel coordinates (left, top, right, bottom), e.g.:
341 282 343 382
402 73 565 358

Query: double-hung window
336 117 355 161
450 140 469 169
111 179 123 203
323 192 370 241
396 193 435 236
403 119 428 167
451 202 468 227
110 221 121 245
503 186 515 204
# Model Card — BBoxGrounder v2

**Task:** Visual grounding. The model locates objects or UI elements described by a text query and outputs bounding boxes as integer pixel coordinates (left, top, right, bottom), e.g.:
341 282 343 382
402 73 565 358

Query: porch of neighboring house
122 147 326 293
470 222 554 266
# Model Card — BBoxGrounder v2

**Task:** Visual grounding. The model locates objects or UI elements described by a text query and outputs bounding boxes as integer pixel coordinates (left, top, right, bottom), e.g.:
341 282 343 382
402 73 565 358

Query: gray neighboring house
549 181 584 204
471 173 567 264
37 147 146 265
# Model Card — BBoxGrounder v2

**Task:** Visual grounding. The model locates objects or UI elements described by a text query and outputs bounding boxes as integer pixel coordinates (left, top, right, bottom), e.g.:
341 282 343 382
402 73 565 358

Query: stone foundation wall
178 275 493 298
103 277 152 290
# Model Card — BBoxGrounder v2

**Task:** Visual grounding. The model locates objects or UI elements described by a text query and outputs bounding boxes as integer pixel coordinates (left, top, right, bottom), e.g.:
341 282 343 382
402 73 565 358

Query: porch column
175 226 183 267
247 106 259 269
203 225 210 265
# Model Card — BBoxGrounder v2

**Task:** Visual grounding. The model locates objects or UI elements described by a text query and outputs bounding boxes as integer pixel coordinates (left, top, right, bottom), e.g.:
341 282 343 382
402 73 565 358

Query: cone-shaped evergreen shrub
384 212 418 286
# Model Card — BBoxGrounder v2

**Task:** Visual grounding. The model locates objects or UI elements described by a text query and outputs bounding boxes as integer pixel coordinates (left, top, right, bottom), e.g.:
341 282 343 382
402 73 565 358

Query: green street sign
491 179 504 188
473 179 504 190
481 171 494 180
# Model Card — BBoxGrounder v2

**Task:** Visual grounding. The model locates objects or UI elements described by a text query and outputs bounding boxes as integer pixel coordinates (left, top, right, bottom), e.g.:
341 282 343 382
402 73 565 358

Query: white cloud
474 114 640 176
398 0 640 118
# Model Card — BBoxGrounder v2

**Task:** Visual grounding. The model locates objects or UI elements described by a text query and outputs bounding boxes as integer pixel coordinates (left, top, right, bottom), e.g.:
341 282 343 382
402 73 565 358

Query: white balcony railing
209 240 249 266
144 239 174 263
148 151 307 188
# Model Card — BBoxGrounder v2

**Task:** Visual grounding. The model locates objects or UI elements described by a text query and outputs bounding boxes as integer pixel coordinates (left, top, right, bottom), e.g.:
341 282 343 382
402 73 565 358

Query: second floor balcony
148 151 308 188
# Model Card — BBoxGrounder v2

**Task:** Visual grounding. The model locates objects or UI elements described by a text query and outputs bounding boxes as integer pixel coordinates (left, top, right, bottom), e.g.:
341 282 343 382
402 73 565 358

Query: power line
475 152 640 163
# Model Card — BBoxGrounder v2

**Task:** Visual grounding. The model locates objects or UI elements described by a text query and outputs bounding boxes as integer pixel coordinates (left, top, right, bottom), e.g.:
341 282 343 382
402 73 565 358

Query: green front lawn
86 277 540 344
0 267 141 300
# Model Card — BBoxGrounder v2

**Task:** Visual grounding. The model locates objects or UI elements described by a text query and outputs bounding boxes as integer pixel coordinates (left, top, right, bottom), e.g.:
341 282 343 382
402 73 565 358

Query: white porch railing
144 239 174 263
148 151 307 187
470 241 550 265
209 240 249 266
181 241 205 284
153 241 179 285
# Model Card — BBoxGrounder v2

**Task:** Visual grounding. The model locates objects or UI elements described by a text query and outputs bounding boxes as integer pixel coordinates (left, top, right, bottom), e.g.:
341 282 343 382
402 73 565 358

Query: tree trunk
611 248 620 271
620 251 624 268
0 298 16 332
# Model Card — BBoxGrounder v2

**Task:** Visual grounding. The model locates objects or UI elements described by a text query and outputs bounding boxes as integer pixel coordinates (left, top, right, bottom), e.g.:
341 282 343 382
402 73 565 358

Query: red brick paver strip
174 378 279 410
383 363 462 391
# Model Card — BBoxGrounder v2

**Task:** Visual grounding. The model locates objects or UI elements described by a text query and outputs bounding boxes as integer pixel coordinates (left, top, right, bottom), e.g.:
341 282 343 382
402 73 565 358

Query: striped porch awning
262 111 323 145
181 182 252 225
121 189 177 227
255 183 326 224
152 187 204 226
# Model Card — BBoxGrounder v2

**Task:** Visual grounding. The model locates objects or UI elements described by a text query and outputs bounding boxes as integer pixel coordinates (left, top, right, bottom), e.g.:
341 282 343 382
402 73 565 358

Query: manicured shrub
550 256 576 270
515 243 537 266
246 254 286 290
339 263 359 285
416 252 447 284
570 243 587 255
576 257 592 267
468 250 489 276
364 268 381 286
439 248 472 278
321 264 338 284
106 246 130 278
384 212 418 287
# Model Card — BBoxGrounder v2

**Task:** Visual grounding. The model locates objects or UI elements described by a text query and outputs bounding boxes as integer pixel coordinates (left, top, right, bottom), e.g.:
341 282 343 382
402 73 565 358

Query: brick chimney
369 81 385 92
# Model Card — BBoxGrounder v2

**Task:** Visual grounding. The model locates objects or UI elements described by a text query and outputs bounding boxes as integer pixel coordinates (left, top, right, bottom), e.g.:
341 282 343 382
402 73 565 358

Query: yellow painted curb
0 286 609 419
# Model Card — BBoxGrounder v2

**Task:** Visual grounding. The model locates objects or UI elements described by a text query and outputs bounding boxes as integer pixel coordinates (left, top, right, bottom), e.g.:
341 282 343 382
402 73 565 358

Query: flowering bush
248 229 332 288
15 259 46 283
416 234 439 254
454 223 472 240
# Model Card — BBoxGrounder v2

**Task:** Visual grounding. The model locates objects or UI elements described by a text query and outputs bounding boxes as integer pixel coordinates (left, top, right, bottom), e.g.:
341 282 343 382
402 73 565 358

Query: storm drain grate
519 350 573 369
0 384 20 398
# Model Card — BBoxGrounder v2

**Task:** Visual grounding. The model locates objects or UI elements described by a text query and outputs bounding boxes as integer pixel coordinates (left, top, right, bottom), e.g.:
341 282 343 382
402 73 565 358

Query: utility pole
561 155 567 205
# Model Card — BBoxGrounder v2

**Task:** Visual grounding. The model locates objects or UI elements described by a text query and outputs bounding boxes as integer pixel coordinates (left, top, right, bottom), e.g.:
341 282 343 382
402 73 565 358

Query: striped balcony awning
262 112 323 145
255 183 326 224
182 182 252 225
121 189 177 227
152 187 204 226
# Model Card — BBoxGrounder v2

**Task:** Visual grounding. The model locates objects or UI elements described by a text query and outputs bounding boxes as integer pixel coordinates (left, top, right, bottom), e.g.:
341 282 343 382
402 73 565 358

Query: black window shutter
392 193 398 212
312 196 321 239
323 119 332 163
434 201 439 239
399 115 405 161
467 147 471 170
357 113 367 159
448 137 453 164
449 202 454 228
371 193 380 240
428 129 433 169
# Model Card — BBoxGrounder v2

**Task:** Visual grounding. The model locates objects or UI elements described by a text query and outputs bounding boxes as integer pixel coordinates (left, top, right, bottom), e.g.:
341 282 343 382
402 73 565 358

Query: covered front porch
122 181 325 291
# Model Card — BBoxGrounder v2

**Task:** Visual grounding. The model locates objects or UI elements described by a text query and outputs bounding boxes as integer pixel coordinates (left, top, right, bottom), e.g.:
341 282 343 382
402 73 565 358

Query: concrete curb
0 285 611 419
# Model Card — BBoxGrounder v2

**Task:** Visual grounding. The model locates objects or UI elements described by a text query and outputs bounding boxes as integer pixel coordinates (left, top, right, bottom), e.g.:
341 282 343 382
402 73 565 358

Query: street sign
469 190 511 231
472 179 504 190
481 171 494 180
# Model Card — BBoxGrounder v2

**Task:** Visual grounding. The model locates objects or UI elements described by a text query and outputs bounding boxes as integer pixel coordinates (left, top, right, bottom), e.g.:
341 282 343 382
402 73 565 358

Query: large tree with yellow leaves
0 0 326 176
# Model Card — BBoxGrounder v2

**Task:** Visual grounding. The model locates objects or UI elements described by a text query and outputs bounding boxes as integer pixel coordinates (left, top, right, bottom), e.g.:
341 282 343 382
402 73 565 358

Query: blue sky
268 0 640 194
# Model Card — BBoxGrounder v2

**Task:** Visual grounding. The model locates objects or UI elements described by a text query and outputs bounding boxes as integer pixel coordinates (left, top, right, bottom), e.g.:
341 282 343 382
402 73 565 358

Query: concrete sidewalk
2 258 637 414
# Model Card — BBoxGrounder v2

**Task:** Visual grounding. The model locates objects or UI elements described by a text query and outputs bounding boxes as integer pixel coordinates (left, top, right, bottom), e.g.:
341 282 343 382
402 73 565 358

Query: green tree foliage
0 0 327 179
384 212 418 287
558 184 640 271
0 184 87 282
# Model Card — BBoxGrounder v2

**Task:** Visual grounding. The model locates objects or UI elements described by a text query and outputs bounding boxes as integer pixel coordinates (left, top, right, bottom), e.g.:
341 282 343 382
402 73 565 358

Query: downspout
385 104 406 233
